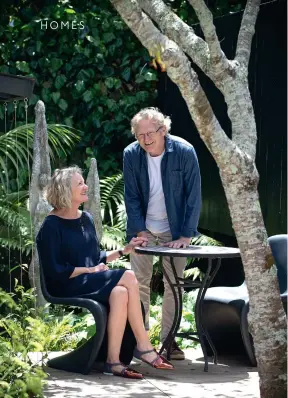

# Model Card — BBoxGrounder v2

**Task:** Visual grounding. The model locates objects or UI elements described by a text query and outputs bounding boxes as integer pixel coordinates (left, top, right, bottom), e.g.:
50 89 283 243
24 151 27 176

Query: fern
101 225 125 250
0 198 33 255
100 173 126 249
100 173 124 226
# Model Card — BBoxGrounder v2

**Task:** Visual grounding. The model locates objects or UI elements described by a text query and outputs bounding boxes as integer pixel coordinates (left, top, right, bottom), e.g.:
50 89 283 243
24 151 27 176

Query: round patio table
134 245 241 372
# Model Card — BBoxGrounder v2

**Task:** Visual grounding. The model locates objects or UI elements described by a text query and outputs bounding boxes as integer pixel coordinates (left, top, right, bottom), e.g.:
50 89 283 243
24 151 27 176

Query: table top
134 245 241 258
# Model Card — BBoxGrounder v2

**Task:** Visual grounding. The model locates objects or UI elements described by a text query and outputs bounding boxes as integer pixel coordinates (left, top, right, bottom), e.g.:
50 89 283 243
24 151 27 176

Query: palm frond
100 173 125 225
4 191 29 204
101 225 125 250
114 203 127 231
0 199 34 255
183 267 204 281
191 234 222 246
0 124 80 192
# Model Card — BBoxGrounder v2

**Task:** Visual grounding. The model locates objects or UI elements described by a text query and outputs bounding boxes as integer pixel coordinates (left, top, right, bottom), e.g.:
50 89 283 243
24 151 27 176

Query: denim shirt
123 135 202 241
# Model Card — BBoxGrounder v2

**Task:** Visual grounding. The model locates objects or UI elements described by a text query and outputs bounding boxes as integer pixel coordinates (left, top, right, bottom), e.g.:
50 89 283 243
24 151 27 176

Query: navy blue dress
36 211 126 304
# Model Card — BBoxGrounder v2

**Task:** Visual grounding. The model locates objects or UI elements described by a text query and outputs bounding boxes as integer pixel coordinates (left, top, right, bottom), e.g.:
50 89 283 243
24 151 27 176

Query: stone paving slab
44 349 260 398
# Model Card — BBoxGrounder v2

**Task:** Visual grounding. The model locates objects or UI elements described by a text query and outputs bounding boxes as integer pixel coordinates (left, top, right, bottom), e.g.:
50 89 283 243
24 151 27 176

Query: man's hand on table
163 237 191 249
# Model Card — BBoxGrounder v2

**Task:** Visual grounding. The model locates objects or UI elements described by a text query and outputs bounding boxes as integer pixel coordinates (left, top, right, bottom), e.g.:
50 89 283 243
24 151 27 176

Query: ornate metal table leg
200 258 222 366
195 258 222 371
194 259 212 372
160 256 182 360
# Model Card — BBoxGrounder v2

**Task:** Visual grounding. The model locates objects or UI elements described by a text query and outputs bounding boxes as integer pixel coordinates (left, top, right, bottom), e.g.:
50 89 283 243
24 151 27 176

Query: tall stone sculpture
83 158 103 241
28 100 52 307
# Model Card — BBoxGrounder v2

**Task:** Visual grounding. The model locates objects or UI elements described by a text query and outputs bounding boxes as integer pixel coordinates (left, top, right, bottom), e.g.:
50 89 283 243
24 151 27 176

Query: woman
36 166 173 379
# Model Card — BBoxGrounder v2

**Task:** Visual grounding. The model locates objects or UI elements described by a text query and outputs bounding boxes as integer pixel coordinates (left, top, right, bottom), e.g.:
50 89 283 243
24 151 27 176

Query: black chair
39 260 142 374
39 263 108 374
202 234 287 366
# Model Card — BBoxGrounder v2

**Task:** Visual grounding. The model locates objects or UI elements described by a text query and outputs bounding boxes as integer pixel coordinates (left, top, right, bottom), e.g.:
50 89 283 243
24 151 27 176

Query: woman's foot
103 362 143 379
134 346 174 369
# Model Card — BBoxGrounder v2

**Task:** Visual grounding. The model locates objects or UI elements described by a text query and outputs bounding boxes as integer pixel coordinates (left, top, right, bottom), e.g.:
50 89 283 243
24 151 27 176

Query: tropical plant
184 234 222 280
0 282 94 397
0 284 47 398
0 123 80 193
100 172 126 250
100 173 125 228
149 290 199 349
0 197 33 256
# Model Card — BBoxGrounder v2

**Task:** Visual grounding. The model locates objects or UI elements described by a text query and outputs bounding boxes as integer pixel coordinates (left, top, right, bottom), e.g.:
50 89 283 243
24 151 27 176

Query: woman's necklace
80 216 85 234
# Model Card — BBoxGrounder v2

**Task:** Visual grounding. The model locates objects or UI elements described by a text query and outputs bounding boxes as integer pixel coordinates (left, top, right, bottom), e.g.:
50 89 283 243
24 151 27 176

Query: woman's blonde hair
131 107 171 135
45 166 82 209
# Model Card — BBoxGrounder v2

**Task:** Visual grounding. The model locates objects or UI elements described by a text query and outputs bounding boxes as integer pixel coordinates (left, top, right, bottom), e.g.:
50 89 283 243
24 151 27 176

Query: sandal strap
106 361 122 367
134 347 155 357
104 361 123 374
134 347 160 365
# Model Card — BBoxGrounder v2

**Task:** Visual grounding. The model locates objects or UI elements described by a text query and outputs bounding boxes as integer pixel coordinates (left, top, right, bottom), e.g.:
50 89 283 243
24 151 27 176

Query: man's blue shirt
123 135 202 241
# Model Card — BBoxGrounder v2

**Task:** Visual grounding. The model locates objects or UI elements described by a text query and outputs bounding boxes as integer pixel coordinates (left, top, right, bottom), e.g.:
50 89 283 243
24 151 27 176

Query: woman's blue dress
36 211 126 303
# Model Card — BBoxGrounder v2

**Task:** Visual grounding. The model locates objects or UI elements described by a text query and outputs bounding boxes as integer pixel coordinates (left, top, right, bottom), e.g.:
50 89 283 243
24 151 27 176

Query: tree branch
110 0 244 170
187 0 230 70
236 0 261 67
139 0 210 74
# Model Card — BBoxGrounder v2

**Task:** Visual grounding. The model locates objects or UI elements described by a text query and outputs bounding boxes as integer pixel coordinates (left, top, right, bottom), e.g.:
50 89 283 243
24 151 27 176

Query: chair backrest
268 234 288 294
38 254 53 302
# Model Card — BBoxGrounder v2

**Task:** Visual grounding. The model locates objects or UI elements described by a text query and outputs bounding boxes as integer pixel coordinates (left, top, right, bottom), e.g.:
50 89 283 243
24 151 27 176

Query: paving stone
43 348 260 398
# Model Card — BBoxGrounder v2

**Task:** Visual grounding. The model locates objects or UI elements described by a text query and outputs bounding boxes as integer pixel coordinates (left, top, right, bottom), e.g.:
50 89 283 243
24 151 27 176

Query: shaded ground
43 348 259 398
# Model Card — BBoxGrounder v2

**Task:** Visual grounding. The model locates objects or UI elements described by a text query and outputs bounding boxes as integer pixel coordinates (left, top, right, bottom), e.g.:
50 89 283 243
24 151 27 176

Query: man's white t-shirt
145 152 170 234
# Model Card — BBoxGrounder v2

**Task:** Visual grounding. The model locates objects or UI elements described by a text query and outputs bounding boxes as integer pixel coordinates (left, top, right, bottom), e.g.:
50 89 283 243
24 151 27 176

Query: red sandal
133 348 174 369
103 362 143 379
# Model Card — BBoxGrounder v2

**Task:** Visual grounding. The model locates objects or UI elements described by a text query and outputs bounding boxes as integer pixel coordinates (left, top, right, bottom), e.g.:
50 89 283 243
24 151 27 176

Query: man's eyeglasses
136 126 163 141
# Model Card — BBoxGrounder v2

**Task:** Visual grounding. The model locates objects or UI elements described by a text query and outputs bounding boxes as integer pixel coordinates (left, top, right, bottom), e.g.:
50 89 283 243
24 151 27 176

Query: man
123 107 201 360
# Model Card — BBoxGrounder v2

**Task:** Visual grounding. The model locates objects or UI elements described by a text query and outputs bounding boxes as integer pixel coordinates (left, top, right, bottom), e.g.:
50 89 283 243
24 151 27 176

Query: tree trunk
221 170 287 397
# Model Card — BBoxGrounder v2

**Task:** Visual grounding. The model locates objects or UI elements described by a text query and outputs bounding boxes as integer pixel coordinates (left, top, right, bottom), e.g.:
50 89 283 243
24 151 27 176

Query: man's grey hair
45 166 82 209
131 107 171 135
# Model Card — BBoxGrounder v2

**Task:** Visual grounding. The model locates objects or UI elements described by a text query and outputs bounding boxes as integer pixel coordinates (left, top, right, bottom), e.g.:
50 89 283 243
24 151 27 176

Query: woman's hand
123 236 148 255
88 263 109 273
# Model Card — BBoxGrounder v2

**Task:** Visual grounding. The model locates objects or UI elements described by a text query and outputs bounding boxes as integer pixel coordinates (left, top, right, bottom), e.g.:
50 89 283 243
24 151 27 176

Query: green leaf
64 117 73 127
106 99 117 111
75 80 85 92
51 92 60 104
144 71 157 81
84 47 91 57
103 32 115 43
64 8 76 14
41 88 50 102
135 74 145 84
58 99 68 111
136 91 149 101
102 121 115 134
15 61 30 73
36 41 42 52
83 90 93 103
104 77 115 89
65 63 72 73
103 66 114 77
77 69 95 81
121 67 131 82
50 58 63 72
54 74 67 89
